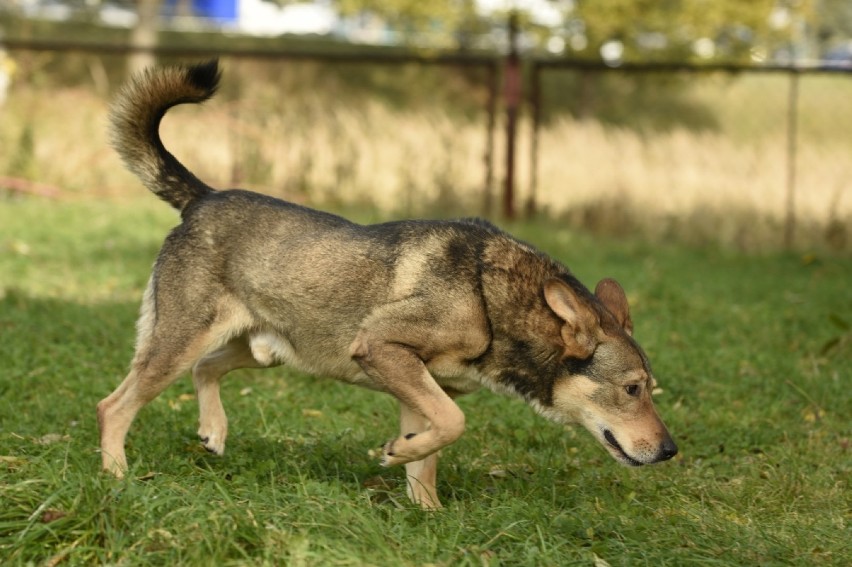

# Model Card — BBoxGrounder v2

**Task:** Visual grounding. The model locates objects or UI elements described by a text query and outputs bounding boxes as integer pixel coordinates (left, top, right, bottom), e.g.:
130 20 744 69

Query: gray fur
98 61 677 508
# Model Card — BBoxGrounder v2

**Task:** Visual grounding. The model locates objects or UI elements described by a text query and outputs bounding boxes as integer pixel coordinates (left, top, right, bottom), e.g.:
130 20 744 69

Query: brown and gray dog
98 60 677 509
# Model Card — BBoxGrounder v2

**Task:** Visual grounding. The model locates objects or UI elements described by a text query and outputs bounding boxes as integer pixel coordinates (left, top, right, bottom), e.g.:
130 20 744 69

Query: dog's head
541 277 677 466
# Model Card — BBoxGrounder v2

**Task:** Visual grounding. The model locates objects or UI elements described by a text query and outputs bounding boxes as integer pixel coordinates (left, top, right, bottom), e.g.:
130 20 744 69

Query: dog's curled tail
109 60 221 210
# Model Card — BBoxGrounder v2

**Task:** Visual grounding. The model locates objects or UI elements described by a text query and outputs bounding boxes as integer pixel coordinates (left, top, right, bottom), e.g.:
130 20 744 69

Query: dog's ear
594 278 633 335
543 278 599 359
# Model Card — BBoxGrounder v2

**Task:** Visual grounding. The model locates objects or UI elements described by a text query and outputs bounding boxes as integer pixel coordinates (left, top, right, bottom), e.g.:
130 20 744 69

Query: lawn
0 197 849 565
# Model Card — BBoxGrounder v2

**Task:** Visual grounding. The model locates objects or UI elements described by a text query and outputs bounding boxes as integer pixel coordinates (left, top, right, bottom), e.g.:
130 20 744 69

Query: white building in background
235 0 337 37
91 0 339 36
10 0 573 48
169 0 570 43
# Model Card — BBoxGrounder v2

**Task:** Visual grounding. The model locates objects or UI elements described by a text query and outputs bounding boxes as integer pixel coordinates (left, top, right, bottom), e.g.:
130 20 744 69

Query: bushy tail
109 60 221 210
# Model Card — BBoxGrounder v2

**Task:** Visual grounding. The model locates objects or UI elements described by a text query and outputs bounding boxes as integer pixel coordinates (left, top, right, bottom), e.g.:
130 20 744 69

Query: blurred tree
816 0 852 44
569 0 779 62
336 0 468 27
327 0 827 62
333 0 488 48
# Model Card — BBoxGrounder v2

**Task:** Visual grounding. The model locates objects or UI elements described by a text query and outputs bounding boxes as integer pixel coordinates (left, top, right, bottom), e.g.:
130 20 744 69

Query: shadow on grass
0 289 138 423
0 289 458 503
0 290 546 514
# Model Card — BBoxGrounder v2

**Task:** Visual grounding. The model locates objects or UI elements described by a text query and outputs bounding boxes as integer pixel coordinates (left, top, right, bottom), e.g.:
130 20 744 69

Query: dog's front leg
399 401 442 509
350 331 465 471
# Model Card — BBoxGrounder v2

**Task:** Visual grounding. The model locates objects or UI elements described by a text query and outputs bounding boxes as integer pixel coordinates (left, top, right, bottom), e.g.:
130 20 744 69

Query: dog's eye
625 385 640 397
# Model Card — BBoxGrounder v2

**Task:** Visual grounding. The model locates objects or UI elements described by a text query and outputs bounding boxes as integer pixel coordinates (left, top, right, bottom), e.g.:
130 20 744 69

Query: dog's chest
427 362 484 395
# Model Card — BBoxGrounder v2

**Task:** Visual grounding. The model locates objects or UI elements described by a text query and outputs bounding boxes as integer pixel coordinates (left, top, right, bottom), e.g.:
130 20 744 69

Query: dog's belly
248 331 362 382
248 331 482 395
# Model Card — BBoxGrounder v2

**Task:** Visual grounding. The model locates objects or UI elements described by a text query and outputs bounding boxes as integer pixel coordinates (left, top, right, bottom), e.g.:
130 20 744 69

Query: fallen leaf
178 393 195 402
488 466 509 478
10 240 31 255
41 509 67 523
593 552 612 567
148 528 174 541
487 464 534 479
302 409 323 418
802 407 825 423
34 434 70 445
362 476 392 490
240 387 253 396
0 455 26 467
43 545 76 567
137 471 158 481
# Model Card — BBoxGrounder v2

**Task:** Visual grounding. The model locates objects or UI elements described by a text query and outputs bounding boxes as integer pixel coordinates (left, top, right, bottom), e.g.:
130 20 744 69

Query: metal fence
526 60 852 249
2 37 851 249
1 38 501 214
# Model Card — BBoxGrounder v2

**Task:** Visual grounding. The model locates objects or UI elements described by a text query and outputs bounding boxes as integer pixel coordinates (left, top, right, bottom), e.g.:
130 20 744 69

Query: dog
98 60 677 509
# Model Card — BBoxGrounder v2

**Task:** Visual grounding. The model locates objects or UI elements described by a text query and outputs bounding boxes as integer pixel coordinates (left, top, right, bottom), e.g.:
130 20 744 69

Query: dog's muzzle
603 429 678 465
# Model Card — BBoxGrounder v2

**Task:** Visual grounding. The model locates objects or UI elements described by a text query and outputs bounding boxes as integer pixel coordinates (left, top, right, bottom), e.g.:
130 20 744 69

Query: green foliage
571 0 777 62
817 0 852 43
337 0 475 29
0 197 849 565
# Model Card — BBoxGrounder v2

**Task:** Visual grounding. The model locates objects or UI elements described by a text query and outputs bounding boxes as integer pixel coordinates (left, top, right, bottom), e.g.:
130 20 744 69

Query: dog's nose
658 438 678 461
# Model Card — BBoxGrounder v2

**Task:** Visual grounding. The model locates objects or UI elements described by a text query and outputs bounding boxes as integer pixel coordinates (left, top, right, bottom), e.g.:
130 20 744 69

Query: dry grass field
1 64 850 251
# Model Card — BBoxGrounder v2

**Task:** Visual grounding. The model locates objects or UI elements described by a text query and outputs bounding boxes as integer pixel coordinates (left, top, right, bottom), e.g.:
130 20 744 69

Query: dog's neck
471 238 573 405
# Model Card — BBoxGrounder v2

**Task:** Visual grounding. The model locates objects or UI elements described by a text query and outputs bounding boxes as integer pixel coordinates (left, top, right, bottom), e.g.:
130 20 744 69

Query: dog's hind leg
193 337 267 456
98 344 205 477
399 401 442 510
99 329 243 476
98 284 251 477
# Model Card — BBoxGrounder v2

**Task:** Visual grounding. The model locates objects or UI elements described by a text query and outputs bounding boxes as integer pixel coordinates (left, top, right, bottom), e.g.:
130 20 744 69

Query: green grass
1 197 849 566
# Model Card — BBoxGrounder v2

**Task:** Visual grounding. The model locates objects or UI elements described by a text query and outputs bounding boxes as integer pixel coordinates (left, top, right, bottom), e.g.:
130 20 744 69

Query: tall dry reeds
1 74 849 251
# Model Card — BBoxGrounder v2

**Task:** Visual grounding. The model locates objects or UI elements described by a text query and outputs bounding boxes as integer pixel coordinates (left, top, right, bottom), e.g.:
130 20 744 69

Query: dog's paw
379 440 401 467
198 432 226 456
378 433 418 467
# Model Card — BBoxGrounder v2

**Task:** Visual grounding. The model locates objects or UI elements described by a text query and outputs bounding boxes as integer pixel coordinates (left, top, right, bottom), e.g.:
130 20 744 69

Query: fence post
127 0 161 75
785 70 799 250
483 61 498 217
526 62 541 217
502 12 521 221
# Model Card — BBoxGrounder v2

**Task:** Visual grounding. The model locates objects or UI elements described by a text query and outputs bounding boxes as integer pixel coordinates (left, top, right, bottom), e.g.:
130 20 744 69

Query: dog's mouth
603 429 643 467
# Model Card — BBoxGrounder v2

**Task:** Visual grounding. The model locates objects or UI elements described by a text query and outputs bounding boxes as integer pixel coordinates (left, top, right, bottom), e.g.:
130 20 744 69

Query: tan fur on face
551 358 673 466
